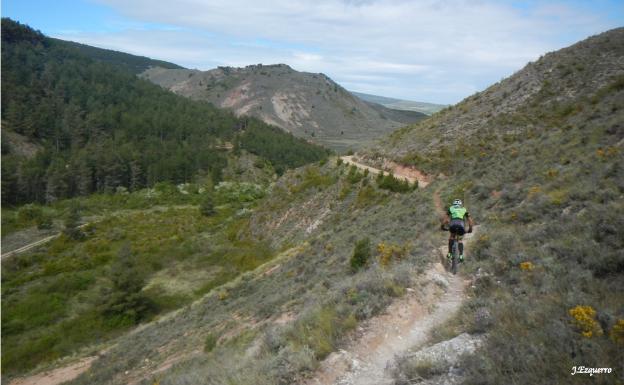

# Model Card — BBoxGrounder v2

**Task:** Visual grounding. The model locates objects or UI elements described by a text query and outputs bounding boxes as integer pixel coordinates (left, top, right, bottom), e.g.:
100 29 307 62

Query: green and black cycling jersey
448 206 470 221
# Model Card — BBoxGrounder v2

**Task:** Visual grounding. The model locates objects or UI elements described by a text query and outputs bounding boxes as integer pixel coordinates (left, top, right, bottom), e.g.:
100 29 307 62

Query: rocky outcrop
141 64 427 152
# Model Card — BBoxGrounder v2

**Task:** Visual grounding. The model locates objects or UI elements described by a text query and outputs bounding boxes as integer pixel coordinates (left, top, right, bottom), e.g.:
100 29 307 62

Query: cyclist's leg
448 234 454 255
448 228 457 258
458 236 464 261
455 222 466 261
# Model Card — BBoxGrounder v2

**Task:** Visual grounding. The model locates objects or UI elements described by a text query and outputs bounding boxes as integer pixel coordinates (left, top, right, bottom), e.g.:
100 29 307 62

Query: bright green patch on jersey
449 206 467 219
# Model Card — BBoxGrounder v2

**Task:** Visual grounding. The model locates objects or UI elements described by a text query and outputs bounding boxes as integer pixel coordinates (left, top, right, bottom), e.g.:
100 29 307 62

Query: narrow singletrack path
305 264 467 385
306 159 470 385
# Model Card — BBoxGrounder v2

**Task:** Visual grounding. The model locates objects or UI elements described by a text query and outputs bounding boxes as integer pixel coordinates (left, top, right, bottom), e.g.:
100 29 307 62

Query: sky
2 0 623 104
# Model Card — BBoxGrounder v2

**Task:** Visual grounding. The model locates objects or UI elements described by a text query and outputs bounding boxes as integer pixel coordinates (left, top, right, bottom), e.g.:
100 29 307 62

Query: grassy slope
32 160 436 385
1 178 275 376
372 28 624 384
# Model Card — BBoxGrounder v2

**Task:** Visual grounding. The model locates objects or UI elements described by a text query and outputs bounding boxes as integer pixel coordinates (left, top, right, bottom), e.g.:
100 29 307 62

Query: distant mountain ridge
350 91 447 115
141 64 428 152
52 38 183 74
1 18 329 205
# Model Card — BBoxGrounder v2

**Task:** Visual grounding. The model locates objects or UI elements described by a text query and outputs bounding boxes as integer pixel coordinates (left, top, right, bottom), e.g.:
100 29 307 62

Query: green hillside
366 27 624 384
1 18 328 378
53 39 183 74
2 18 623 385
1 18 329 206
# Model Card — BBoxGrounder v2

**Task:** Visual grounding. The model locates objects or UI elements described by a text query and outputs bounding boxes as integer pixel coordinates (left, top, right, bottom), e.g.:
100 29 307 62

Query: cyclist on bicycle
443 199 474 262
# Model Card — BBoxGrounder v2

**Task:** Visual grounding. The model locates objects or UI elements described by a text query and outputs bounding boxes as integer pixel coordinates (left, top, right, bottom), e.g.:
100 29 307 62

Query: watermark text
571 366 612 376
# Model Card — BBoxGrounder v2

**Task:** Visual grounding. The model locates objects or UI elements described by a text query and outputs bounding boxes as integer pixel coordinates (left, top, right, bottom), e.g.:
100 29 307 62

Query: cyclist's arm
465 212 474 229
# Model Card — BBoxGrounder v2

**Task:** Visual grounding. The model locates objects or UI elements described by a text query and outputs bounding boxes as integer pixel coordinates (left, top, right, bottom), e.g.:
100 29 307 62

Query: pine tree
199 193 216 216
63 203 84 240
101 243 155 325
129 158 144 192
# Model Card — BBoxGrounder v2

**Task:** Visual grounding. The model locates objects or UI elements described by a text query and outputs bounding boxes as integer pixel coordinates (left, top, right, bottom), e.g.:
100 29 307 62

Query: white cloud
56 0 621 103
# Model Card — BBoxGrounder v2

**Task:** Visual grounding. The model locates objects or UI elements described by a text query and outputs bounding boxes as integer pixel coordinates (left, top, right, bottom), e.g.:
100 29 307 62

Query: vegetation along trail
305 264 468 385
306 158 473 385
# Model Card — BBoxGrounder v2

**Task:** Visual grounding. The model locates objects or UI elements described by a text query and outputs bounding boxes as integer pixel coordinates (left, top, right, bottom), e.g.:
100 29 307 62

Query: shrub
289 167 334 193
610 319 624 344
346 165 364 184
377 242 409 267
16 204 43 225
377 172 411 193
63 204 84 240
338 184 352 200
354 185 381 208
397 357 446 381
569 305 603 338
199 194 216 216
288 305 357 360
204 333 218 352
350 238 371 271
36 213 53 229
216 181 266 203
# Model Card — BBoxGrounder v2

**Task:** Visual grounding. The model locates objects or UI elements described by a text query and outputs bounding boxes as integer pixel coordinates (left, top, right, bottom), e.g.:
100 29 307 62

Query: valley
2 16 623 385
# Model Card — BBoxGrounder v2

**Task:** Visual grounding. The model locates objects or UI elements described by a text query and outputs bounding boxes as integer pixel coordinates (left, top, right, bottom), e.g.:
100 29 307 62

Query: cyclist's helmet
452 199 463 207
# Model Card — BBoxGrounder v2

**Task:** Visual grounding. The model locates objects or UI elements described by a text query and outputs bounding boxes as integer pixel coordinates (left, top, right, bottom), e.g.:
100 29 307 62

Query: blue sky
3 0 623 104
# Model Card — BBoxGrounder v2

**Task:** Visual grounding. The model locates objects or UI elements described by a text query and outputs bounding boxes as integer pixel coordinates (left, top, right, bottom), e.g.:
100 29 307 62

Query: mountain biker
442 199 473 262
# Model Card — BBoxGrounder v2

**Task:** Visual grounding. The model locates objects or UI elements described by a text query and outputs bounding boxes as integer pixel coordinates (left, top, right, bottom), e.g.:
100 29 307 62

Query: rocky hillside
141 64 427 152
367 27 624 163
365 27 624 384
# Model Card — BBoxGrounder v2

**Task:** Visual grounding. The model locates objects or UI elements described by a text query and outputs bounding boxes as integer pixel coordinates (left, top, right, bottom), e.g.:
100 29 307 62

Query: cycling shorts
449 219 465 236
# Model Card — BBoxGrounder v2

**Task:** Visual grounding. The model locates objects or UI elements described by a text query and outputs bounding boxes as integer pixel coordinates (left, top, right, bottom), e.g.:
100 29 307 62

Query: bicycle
441 224 471 275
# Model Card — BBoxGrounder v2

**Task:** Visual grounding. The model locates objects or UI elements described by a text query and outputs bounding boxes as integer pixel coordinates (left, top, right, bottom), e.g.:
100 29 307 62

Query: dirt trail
340 156 432 188
1 223 92 260
1 234 59 260
7 357 97 385
2 205 194 260
305 174 471 385
306 263 467 385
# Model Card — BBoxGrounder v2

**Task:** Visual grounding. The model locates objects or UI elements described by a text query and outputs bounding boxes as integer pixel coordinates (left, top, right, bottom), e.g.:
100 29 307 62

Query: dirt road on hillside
7 357 97 385
340 156 432 188
1 223 93 261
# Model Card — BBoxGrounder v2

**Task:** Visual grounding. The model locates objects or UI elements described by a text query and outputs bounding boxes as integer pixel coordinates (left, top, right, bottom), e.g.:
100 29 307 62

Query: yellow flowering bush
597 146 619 160
527 185 541 198
520 261 535 271
569 305 603 338
377 242 409 267
610 319 624 344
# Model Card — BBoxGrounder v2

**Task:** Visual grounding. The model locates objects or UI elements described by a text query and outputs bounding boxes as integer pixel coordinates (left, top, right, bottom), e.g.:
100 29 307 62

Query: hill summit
141 64 427 152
